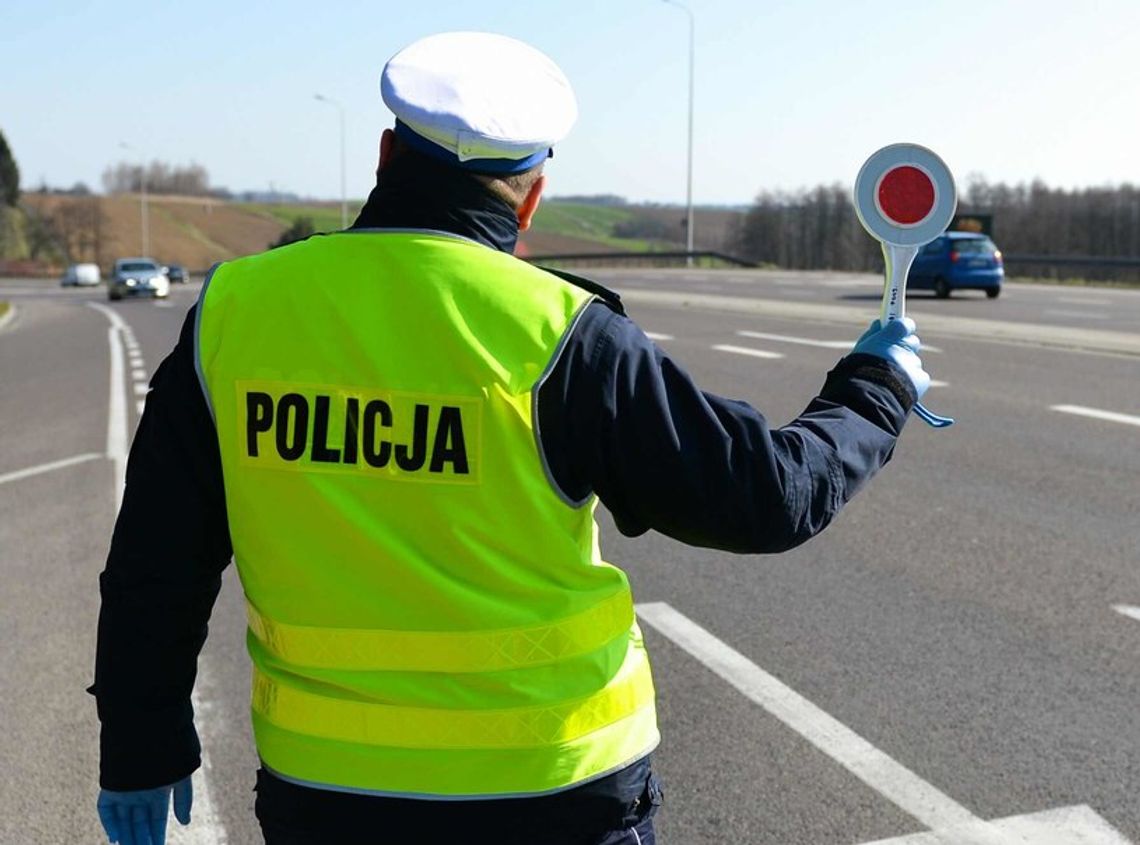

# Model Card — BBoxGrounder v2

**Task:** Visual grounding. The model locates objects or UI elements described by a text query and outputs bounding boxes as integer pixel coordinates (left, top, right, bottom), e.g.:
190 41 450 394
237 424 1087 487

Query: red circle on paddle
877 166 935 225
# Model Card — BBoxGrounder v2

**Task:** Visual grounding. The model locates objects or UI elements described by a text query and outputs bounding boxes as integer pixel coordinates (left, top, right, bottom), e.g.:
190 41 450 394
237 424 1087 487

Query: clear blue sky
3 0 1138 205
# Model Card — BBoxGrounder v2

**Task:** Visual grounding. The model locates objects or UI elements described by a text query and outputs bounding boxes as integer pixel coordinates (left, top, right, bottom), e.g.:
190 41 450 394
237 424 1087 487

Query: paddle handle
880 242 919 324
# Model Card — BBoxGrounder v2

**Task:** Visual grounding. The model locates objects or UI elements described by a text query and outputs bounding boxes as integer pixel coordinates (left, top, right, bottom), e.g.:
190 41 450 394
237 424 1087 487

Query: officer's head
375 129 547 231
378 32 577 232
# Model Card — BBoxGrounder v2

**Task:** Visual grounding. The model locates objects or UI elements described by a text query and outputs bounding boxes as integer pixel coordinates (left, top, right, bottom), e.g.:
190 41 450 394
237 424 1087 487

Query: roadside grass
238 202 364 234
0 301 9 320
530 202 663 252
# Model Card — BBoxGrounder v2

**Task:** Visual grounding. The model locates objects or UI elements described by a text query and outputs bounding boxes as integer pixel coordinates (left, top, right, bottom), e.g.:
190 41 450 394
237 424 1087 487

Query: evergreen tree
0 129 19 207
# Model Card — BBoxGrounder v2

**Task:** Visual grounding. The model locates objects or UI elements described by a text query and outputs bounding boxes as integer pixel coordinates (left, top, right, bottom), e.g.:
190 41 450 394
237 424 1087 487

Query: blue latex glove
97 776 192 845
852 317 930 400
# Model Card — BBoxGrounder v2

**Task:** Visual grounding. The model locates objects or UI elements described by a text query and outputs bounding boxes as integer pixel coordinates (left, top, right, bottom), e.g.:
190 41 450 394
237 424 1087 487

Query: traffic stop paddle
853 143 957 428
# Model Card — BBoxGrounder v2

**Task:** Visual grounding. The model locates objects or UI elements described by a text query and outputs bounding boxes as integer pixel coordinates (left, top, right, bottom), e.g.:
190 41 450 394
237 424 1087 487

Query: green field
239 199 670 252
529 202 662 252
238 202 365 235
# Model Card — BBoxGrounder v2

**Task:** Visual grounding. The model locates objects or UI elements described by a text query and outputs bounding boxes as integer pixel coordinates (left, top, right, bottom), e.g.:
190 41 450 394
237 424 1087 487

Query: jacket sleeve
537 301 914 554
90 305 233 790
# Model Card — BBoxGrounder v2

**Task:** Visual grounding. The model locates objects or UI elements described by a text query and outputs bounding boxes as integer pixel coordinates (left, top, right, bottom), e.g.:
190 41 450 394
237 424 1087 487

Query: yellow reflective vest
195 231 659 797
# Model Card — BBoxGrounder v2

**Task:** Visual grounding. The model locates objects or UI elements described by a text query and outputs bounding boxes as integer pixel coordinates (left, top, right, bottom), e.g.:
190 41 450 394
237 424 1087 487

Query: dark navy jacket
91 154 914 835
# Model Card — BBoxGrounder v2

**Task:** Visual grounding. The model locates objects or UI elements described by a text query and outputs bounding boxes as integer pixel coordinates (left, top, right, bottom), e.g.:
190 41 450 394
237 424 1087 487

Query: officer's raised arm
536 297 925 553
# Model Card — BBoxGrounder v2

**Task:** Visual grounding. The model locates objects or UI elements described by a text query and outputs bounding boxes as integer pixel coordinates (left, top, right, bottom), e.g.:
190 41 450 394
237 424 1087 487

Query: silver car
108 258 170 301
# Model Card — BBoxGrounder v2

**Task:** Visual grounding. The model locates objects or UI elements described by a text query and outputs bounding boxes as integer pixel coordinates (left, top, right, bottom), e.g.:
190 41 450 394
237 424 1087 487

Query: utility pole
314 94 348 229
661 0 695 265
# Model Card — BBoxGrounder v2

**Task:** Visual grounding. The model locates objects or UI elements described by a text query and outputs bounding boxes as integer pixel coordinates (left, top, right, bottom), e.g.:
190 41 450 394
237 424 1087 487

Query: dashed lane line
713 344 784 360
1051 405 1140 428
737 330 943 354
0 453 103 486
737 330 850 349
1043 309 1109 321
635 602 1133 844
1055 296 1112 307
644 332 674 341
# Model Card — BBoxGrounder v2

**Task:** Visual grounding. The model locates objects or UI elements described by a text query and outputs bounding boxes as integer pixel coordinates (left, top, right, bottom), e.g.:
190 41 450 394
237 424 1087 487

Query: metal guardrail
1002 254 1140 268
523 250 758 268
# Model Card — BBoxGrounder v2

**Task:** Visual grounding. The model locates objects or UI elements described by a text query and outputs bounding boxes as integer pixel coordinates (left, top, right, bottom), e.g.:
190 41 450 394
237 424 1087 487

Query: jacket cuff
95 694 201 790
819 353 915 436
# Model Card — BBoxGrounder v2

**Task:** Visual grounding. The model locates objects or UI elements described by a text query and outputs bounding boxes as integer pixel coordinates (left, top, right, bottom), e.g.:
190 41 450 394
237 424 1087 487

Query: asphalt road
2 270 1137 844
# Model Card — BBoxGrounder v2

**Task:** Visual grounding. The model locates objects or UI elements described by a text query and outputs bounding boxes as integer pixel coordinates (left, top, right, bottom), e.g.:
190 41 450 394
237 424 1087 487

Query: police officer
92 31 933 845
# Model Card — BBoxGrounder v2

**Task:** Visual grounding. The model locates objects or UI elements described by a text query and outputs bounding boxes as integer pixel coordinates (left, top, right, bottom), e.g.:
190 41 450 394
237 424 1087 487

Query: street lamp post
119 142 149 256
314 94 348 229
661 0 695 265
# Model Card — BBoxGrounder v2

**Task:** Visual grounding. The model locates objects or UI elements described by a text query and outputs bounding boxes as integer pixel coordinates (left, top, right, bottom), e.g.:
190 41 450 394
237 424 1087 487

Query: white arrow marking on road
859 804 1133 844
1051 405 1140 428
713 344 784 360
1112 605 1140 623
635 602 1134 844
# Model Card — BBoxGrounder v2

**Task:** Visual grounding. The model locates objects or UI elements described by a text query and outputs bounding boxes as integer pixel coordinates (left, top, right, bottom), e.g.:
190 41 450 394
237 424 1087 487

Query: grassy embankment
238 202 362 235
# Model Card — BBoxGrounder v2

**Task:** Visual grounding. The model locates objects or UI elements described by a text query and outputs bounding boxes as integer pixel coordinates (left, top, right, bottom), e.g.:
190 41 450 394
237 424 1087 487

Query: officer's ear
378 129 397 174
516 175 546 232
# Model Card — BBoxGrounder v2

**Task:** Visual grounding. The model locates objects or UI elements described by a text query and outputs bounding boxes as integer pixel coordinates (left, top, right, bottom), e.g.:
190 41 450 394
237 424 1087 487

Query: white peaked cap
381 32 578 173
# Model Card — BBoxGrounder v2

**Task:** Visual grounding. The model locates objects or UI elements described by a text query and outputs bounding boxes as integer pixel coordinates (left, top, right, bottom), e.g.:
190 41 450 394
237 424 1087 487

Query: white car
108 258 170 301
61 263 102 287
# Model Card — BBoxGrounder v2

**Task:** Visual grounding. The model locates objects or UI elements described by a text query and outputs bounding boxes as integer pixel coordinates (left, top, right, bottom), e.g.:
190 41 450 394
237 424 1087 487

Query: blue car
908 232 1004 299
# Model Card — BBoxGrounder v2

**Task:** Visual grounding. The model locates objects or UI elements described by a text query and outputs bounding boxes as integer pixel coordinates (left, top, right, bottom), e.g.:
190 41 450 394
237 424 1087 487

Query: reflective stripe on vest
251 643 654 749
196 231 659 797
247 589 634 672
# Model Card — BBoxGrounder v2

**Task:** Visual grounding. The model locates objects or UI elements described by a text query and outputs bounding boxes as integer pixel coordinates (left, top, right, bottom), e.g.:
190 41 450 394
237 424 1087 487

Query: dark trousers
255 765 662 845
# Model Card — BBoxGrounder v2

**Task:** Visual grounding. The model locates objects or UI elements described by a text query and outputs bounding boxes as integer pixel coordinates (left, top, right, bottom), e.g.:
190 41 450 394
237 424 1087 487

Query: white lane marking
635 602 979 830
133 382 149 396
136 400 147 415
929 380 949 388
1043 309 1109 320
737 330 851 349
638 603 1134 844
1113 605 1140 622
87 303 129 511
0 452 103 486
154 301 175 308
1055 296 1112 307
713 344 784 360
170 674 228 844
859 804 1133 844
736 331 942 354
87 302 228 844
1051 405 1140 428
645 332 674 341
131 368 147 380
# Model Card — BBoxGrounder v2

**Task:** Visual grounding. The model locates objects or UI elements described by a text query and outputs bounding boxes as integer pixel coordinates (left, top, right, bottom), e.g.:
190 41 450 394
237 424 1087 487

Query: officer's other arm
538 303 914 554
90 306 233 790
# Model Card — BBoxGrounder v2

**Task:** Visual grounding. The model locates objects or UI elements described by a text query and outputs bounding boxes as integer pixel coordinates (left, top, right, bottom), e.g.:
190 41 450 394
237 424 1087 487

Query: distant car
908 232 1004 299
165 264 188 284
108 258 170 301
61 263 101 287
